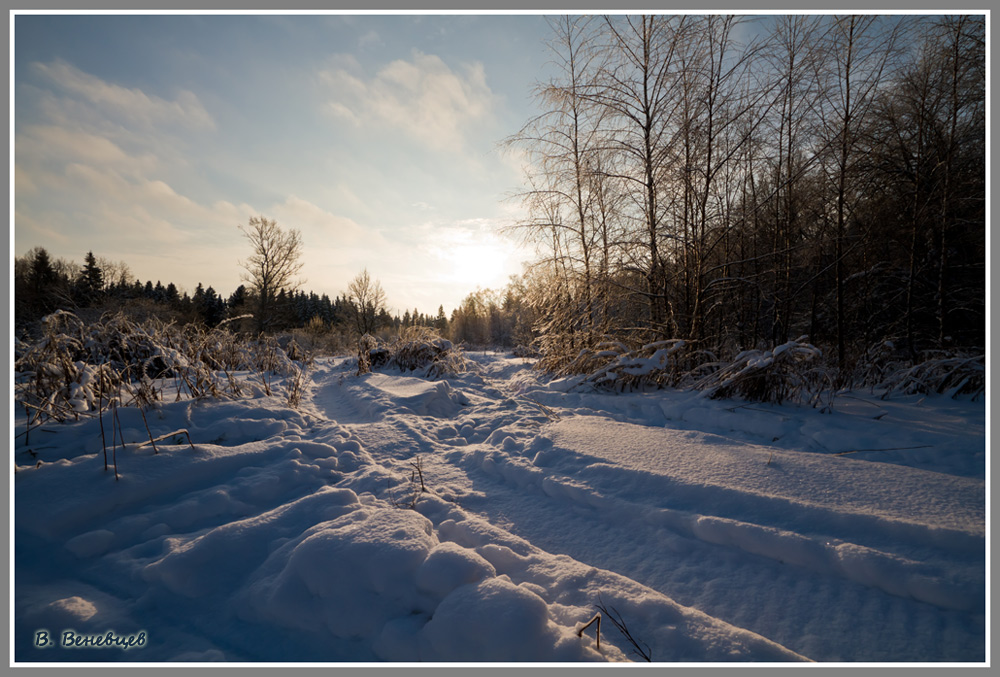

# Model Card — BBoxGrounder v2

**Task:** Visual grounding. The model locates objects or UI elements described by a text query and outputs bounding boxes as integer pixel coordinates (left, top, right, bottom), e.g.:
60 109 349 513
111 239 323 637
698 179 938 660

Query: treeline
500 14 985 374
13 246 449 342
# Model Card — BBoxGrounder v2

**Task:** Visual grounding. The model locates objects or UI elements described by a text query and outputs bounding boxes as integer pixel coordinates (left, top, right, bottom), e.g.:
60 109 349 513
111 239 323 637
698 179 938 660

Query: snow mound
420 576 598 662
366 373 471 418
240 505 436 641
237 502 601 661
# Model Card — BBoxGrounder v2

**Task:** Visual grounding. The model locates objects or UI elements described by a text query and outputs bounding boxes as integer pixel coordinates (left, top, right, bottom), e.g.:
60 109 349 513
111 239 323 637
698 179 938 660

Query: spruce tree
78 251 104 304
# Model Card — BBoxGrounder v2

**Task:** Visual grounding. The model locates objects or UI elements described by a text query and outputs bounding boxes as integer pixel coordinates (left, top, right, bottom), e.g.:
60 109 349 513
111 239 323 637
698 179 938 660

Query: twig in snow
410 456 427 493
386 478 418 510
137 406 159 454
133 429 196 452
520 396 560 421
595 596 652 662
576 613 601 650
834 445 932 456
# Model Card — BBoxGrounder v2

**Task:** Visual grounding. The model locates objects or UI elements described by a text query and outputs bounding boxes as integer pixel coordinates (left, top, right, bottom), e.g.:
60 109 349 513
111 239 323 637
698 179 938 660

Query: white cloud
358 30 383 49
14 165 38 196
16 124 158 177
319 51 497 153
325 101 360 125
32 60 215 132
15 61 234 271
268 195 370 246
13 61 391 299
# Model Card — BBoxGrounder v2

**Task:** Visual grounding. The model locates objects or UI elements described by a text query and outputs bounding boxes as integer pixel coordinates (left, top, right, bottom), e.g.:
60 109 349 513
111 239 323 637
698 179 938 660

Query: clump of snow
240 505 436 641
367 374 471 418
420 576 600 662
416 541 496 598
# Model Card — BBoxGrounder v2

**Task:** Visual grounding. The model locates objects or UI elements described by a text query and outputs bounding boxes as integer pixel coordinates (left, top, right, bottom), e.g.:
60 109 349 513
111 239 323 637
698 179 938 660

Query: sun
429 225 529 299
447 241 509 291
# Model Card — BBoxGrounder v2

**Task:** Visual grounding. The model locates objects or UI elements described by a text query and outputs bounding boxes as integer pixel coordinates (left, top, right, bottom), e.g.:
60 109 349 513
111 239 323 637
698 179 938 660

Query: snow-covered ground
12 352 986 664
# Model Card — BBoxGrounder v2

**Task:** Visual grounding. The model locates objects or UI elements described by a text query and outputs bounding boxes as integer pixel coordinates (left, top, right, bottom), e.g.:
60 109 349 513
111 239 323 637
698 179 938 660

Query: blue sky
13 13 558 315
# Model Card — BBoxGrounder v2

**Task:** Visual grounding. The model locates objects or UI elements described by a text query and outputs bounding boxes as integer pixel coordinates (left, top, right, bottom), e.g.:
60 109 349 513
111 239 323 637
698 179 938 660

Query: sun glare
447 241 509 291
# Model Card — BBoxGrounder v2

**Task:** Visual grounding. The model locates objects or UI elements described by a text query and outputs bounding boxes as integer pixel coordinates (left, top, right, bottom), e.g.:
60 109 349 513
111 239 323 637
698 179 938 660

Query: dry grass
14 310 311 433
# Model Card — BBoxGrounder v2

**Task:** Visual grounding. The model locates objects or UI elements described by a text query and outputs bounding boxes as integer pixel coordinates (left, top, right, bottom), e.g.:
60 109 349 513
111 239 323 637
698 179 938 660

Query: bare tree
504 16 612 343
756 15 825 345
97 256 134 290
506 13 984 379
672 15 769 342
595 14 691 335
347 268 387 336
238 215 304 334
813 15 903 369
931 15 985 348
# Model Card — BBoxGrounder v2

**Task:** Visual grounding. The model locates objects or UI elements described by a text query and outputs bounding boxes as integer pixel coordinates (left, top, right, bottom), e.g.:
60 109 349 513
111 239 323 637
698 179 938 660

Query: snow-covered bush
14 310 311 428
877 352 984 400
852 339 908 388
356 334 378 375
691 337 831 406
384 326 468 379
582 340 686 389
851 340 985 401
534 333 831 404
536 336 715 392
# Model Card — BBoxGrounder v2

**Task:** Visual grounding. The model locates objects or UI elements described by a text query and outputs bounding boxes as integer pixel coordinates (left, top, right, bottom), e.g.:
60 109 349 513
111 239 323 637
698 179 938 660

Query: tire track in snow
303 357 984 662
438 431 984 662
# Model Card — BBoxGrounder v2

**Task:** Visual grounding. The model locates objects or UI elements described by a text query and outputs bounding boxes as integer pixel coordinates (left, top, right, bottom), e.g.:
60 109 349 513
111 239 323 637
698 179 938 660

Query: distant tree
47 256 76 283
227 284 252 320
202 286 226 326
96 256 133 291
77 251 104 304
165 282 181 306
238 215 304 334
321 294 335 324
14 247 71 324
346 268 387 336
435 305 449 335
27 248 61 314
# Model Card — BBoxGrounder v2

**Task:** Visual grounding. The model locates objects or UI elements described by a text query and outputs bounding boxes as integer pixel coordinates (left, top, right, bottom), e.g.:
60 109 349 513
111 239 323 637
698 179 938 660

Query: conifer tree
77 251 104 304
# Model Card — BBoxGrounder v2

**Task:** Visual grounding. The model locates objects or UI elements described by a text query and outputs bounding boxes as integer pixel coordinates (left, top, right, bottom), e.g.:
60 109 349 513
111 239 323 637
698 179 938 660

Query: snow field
14 353 984 662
